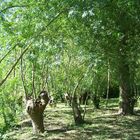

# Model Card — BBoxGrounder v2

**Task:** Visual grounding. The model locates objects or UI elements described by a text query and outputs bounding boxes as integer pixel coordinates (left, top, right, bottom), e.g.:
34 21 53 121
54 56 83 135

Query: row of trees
0 0 140 133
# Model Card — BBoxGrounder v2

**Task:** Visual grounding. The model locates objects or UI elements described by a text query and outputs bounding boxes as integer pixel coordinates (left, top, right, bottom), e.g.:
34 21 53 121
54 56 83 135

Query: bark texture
119 62 135 115
118 35 135 115
26 91 49 133
72 95 84 124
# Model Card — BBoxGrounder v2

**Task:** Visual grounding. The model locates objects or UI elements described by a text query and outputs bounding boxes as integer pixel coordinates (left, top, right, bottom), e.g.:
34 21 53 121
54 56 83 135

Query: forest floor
2 99 140 140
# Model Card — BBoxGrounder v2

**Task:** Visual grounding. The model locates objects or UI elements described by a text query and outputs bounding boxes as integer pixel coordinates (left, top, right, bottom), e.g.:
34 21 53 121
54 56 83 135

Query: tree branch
0 5 28 14
0 6 68 87
0 45 30 87
37 7 69 36
0 43 19 64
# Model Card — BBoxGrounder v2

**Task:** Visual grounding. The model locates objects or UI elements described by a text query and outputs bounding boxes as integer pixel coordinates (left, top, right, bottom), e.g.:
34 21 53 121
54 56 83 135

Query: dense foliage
0 0 140 135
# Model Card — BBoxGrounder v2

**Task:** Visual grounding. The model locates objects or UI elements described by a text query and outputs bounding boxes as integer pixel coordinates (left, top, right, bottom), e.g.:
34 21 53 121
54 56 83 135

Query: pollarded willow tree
0 0 140 134
0 0 73 132
1 0 96 131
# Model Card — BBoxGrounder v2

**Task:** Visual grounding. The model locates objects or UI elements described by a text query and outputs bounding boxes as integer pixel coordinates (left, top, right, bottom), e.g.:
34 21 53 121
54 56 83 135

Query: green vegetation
2 100 140 140
0 0 140 139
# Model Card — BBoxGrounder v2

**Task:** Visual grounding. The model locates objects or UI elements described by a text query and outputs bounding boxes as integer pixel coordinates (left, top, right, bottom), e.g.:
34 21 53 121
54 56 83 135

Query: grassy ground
1 99 140 140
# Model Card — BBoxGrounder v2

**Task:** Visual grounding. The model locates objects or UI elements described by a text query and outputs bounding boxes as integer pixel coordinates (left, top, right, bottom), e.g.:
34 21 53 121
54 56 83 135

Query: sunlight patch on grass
2 101 140 140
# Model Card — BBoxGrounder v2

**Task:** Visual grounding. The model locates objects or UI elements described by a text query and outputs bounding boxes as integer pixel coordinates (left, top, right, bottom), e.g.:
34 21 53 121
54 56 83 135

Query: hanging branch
0 45 30 87
0 43 19 64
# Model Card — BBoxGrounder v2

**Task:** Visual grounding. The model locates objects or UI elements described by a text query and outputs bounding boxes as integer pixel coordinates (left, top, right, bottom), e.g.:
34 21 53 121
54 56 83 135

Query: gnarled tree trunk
26 91 49 133
72 95 84 124
71 76 85 125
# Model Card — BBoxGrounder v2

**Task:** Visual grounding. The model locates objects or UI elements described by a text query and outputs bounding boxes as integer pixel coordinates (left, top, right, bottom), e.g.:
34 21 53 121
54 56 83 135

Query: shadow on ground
2 104 140 140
